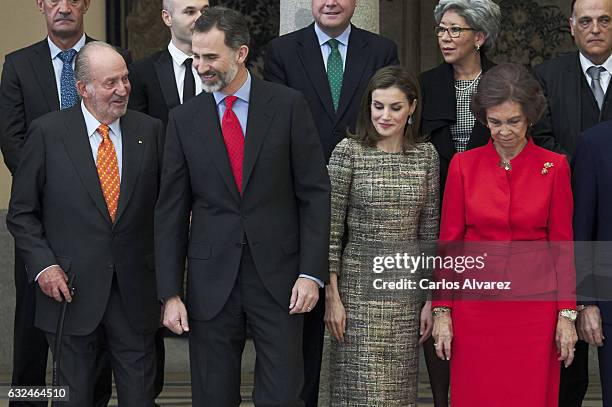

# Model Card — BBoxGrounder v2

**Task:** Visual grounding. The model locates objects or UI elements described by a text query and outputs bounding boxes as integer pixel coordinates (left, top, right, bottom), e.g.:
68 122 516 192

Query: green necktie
326 39 343 112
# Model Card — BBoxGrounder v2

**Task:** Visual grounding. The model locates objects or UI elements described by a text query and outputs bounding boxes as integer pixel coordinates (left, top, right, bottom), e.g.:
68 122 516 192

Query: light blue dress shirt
314 23 351 70
212 72 324 288
48 35 86 105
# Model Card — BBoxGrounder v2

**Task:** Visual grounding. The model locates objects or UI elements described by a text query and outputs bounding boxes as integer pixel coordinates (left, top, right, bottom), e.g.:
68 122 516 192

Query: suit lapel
568 53 583 137
154 50 181 110
242 78 273 194
30 40 60 112
60 106 112 224
297 25 335 120
114 112 144 225
195 93 241 202
335 26 368 124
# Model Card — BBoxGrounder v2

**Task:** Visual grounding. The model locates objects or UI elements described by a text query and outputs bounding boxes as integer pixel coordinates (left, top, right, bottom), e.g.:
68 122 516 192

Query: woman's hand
325 288 346 342
419 301 434 345
556 316 578 368
432 311 453 360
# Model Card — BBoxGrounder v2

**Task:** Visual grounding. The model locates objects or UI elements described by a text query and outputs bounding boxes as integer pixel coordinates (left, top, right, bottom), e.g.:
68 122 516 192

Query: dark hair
193 6 250 51
352 66 423 152
571 0 577 15
471 63 547 126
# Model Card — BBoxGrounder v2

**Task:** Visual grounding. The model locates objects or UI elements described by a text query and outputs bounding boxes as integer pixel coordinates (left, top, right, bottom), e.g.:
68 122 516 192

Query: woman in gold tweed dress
325 66 440 406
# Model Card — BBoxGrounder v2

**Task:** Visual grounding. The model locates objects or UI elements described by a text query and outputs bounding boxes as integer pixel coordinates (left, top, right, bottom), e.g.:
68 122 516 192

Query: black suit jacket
572 120 612 325
155 77 331 321
0 36 131 174
533 52 604 156
128 49 180 126
419 57 494 197
263 23 399 161
7 107 164 336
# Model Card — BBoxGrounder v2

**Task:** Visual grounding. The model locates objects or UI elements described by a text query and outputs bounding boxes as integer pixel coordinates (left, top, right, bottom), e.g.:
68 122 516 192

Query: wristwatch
558 309 578 322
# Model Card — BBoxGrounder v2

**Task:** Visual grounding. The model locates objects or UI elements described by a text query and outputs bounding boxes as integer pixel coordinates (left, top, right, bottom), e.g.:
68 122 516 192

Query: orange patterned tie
96 124 120 222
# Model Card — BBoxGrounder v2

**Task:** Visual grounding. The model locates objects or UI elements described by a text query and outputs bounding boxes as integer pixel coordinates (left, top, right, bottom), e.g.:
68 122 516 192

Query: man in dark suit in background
532 0 612 405
129 0 209 125
7 41 163 407
0 2 114 405
572 121 612 407
534 0 612 156
156 7 330 406
263 2 398 403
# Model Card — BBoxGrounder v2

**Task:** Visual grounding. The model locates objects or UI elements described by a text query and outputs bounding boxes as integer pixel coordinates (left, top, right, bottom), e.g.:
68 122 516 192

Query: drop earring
475 44 481 52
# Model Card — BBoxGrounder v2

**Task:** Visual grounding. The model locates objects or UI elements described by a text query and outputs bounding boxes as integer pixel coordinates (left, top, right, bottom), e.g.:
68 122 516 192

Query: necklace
498 159 512 171
454 70 483 92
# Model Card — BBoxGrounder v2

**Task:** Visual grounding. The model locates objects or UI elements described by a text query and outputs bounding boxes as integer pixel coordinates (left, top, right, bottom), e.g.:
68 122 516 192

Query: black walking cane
52 274 76 407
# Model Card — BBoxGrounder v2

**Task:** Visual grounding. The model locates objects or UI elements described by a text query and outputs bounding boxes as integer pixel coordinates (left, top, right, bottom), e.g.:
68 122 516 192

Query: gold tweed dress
327 138 439 406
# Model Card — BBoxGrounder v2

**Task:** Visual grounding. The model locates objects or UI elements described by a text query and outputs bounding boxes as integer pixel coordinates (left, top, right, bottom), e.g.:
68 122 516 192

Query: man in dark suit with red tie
263 3 398 403
155 7 331 406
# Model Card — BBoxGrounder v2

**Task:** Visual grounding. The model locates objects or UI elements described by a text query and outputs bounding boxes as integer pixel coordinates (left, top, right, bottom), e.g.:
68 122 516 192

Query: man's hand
163 295 190 335
577 305 605 346
38 265 72 303
289 277 319 314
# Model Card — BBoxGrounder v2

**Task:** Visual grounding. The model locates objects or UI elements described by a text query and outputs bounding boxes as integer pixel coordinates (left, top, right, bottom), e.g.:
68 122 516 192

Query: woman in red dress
431 63 578 406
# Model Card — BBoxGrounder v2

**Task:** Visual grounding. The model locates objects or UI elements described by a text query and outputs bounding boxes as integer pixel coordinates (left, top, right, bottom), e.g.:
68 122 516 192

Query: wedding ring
307 306 312 311
434 342 440 348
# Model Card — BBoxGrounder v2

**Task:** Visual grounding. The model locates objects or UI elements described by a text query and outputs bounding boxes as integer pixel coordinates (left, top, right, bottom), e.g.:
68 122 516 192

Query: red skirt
450 301 560 406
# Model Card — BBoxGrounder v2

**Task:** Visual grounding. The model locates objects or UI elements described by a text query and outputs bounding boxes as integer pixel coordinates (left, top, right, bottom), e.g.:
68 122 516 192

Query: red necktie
221 96 244 194
96 124 120 222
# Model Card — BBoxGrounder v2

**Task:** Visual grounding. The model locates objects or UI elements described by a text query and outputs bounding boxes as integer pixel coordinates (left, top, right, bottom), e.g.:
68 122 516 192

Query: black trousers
46 277 157 407
9 253 114 407
559 339 589 407
300 289 325 407
189 246 305 407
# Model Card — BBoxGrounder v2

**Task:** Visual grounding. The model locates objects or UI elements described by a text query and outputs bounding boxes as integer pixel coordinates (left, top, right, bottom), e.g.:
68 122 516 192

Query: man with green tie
263 1 399 405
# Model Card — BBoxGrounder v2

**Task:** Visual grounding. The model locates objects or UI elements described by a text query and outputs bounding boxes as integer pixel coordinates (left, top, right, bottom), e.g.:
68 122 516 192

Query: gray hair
74 41 121 85
434 0 502 52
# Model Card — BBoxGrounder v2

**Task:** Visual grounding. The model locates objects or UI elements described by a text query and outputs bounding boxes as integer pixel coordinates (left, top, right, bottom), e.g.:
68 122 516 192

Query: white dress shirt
168 41 203 103
579 51 612 92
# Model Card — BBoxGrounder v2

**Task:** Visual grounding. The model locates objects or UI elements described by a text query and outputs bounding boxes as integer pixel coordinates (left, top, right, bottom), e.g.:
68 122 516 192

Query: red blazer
433 138 575 310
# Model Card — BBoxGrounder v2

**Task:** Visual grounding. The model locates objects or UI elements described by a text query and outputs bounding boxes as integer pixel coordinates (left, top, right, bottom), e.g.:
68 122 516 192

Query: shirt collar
579 51 612 77
48 34 86 60
167 40 192 66
81 101 121 139
314 23 351 47
213 70 252 107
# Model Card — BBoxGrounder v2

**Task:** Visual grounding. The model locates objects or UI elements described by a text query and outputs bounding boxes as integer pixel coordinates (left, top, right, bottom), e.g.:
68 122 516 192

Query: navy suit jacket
572 119 612 325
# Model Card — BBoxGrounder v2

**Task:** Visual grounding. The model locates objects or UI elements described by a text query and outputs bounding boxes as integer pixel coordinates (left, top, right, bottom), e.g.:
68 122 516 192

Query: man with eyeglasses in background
533 0 612 406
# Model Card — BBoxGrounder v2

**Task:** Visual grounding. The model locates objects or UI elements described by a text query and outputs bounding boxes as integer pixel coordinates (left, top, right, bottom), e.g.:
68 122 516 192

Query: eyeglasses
435 26 476 38
572 15 611 30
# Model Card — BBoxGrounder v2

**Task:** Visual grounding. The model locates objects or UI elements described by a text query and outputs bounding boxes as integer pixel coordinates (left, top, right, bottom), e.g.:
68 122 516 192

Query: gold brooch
541 162 554 175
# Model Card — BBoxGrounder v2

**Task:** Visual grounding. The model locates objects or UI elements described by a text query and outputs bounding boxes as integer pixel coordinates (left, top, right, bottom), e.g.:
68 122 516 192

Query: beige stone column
279 0 379 35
